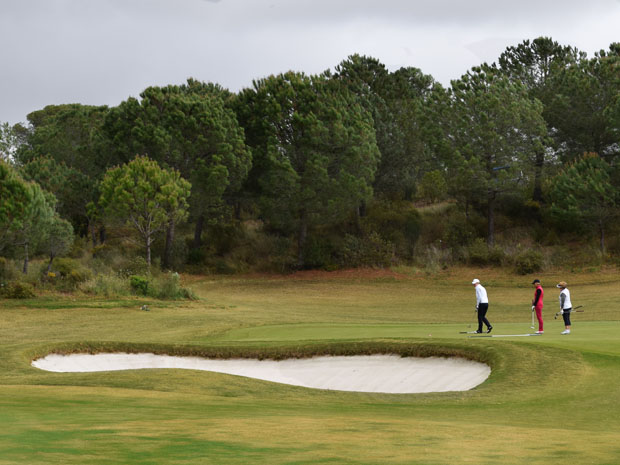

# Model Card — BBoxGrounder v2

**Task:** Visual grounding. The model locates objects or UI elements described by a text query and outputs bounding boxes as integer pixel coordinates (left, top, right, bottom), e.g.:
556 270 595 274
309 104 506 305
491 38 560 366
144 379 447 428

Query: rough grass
0 266 619 464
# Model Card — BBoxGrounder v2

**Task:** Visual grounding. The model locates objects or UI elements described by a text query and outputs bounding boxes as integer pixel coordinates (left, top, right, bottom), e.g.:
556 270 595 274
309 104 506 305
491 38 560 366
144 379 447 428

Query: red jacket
533 285 544 310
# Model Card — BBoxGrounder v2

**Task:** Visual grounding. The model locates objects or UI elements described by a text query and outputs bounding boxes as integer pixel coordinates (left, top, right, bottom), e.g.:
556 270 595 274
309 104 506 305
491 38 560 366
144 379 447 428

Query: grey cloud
1 0 619 125
464 37 523 65
232 0 616 25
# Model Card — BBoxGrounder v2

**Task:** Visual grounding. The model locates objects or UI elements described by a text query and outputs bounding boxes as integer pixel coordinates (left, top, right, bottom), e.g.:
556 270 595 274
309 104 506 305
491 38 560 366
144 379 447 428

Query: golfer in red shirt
531 279 544 334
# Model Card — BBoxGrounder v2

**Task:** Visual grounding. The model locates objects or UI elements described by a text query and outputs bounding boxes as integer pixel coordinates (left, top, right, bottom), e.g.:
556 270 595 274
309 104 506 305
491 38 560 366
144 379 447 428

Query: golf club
460 307 479 334
531 306 535 329
554 305 583 319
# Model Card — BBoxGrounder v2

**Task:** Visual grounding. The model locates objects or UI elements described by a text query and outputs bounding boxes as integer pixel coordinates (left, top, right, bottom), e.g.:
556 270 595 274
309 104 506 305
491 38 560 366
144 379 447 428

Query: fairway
1 267 620 464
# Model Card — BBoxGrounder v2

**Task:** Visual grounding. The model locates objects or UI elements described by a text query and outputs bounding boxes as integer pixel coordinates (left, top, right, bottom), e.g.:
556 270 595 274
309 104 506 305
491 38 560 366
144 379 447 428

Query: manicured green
1 267 619 464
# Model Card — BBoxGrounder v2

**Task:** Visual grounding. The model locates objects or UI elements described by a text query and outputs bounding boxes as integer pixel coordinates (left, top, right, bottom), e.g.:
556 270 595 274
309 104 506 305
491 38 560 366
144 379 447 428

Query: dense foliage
1 37 619 293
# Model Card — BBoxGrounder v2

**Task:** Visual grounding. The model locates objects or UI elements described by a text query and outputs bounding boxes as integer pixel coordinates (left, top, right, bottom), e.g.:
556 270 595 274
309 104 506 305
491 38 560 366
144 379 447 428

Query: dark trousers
477 303 491 331
562 309 572 326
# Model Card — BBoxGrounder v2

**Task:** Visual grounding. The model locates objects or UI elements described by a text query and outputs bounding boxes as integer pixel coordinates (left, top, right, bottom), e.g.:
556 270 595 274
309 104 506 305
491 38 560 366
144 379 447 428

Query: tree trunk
89 220 98 247
163 219 175 270
99 225 106 244
297 212 308 268
46 254 55 273
358 200 367 218
146 237 152 268
22 243 29 274
193 214 205 249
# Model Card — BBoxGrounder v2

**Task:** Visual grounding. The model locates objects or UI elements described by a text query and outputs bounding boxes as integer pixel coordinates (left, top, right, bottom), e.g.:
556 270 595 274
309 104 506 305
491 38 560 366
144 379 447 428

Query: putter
460 308 479 334
461 307 479 334
554 305 583 319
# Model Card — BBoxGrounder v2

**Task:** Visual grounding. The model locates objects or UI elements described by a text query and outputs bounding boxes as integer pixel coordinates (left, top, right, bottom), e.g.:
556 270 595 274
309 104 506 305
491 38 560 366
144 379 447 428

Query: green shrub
466 238 505 266
118 256 149 278
417 244 452 272
92 243 112 261
205 222 245 255
417 170 448 204
51 258 78 276
149 272 196 300
48 258 93 290
80 274 131 297
363 201 421 258
467 238 490 265
340 232 393 268
68 235 89 258
487 247 506 266
514 249 544 275
254 235 296 273
129 275 149 296
444 215 476 249
0 257 17 282
214 258 239 275
302 234 339 270
1 281 35 299
187 246 207 265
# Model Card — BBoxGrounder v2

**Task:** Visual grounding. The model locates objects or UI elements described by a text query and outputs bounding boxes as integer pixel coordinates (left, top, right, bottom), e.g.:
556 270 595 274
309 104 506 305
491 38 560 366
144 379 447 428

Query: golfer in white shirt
472 279 492 333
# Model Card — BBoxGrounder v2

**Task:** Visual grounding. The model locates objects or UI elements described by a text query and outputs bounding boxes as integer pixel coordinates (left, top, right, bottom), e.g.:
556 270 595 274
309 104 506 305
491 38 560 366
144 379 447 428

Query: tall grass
80 273 131 297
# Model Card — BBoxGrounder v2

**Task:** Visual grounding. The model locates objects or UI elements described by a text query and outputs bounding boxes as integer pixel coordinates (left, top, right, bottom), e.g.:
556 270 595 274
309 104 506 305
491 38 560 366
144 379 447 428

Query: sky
1 0 619 125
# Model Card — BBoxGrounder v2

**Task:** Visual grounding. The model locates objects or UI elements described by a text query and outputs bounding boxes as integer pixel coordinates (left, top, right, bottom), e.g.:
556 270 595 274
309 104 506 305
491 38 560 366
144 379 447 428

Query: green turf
0 267 619 464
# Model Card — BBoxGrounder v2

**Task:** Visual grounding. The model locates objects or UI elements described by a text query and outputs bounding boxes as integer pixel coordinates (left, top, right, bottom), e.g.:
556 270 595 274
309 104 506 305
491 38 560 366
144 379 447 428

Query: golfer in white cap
557 281 572 334
472 279 492 333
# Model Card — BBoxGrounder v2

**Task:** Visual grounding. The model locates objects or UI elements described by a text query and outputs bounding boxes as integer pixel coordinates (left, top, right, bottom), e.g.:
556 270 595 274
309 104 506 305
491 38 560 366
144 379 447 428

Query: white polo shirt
475 284 488 307
559 288 572 310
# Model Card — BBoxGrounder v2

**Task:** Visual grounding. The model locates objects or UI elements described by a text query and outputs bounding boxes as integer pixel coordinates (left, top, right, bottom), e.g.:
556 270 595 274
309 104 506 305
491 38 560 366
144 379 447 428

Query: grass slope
0 266 619 464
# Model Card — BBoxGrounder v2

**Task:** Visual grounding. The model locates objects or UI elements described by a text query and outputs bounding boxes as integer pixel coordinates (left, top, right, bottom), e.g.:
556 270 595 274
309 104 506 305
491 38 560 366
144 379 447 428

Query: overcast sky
1 0 619 125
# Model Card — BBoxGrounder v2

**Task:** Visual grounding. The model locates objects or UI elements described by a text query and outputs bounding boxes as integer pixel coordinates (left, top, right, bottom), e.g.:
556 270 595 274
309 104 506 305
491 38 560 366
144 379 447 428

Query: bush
302 234 339 270
252 235 296 273
417 244 452 272
187 246 207 265
205 222 245 256
68 235 89 259
200 257 239 275
92 243 113 261
514 249 544 275
417 170 448 204
444 215 476 250
79 274 131 297
150 272 196 300
118 256 149 278
339 232 393 268
363 201 421 258
1 281 35 299
47 258 93 290
467 238 490 266
466 238 505 266
487 247 506 266
0 257 18 282
129 275 149 296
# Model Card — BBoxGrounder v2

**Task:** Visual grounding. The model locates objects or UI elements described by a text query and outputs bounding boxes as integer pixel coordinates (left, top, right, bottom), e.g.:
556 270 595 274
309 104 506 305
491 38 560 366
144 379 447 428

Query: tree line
1 37 619 276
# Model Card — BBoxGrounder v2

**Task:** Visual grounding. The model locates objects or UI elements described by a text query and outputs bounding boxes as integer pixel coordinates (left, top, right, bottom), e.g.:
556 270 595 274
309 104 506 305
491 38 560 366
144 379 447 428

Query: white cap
472 279 480 284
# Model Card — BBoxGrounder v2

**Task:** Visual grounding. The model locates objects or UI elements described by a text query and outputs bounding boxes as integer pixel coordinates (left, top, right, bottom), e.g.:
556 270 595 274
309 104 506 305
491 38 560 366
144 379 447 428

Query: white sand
31 353 490 394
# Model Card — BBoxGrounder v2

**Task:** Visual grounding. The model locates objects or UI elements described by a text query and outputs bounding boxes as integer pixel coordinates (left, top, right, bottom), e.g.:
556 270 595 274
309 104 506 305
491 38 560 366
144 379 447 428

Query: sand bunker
32 353 490 393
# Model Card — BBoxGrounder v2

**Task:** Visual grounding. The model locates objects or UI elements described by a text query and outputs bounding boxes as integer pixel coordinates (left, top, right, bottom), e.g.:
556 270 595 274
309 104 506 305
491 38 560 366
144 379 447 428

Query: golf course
1 266 619 464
